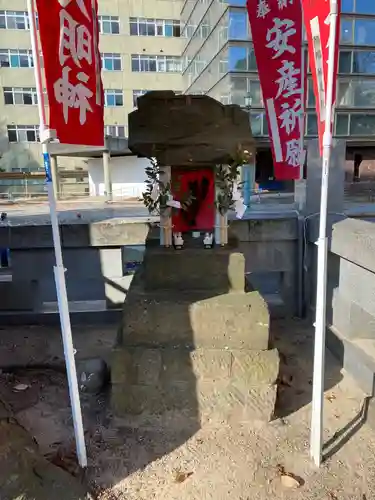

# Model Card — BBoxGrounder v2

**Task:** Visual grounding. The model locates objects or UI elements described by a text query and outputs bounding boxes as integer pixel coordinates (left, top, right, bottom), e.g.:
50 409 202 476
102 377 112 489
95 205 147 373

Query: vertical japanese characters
247 0 306 180
302 0 341 152
35 0 104 146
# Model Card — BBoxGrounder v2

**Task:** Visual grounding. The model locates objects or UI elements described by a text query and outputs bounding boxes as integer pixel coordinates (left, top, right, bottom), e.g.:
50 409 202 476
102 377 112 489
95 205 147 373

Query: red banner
246 0 305 180
36 0 104 146
302 0 341 152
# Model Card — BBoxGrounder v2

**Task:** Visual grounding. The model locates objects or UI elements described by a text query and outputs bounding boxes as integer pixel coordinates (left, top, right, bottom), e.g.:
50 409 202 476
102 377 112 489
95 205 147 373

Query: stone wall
0 215 299 321
306 216 375 395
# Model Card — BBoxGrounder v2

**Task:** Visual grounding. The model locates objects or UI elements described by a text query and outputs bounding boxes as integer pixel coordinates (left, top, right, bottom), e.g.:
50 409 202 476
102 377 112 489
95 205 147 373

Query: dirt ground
0 319 374 500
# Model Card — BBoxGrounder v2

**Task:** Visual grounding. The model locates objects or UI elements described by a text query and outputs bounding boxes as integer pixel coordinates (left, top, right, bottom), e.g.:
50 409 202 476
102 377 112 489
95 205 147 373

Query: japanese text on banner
36 0 104 146
247 0 306 180
301 0 341 152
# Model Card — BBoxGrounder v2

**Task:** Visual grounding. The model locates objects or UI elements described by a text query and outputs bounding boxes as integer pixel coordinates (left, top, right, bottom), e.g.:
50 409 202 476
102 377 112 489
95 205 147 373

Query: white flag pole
310 0 339 467
26 0 87 468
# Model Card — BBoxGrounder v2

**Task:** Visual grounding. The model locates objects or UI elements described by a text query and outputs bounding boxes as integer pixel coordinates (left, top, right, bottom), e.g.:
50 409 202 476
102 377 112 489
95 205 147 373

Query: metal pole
103 150 112 202
27 0 87 468
310 0 338 467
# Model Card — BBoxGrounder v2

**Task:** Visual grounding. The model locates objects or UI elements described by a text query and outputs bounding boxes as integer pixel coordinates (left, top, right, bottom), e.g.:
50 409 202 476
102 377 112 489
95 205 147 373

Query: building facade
181 0 375 181
0 0 183 196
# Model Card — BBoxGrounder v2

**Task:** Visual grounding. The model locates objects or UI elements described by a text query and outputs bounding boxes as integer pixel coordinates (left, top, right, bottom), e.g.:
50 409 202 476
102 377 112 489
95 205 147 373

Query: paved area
0 319 374 499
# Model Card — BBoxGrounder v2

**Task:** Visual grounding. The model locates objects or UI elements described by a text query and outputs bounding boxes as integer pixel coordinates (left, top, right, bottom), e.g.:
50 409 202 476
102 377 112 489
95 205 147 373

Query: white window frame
104 89 124 107
101 52 122 71
129 17 181 37
7 125 39 142
98 15 120 34
0 10 30 30
3 87 38 105
0 49 34 68
105 125 126 137
131 54 181 73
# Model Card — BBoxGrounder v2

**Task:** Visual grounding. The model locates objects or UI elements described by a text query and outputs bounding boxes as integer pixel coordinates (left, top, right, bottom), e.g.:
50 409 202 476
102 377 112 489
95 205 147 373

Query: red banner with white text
35 0 104 146
246 0 306 180
302 0 341 153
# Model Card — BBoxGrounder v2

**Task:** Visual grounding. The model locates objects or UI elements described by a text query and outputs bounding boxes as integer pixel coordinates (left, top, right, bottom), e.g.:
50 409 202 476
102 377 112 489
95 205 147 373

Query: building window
3 87 38 105
129 18 181 37
342 0 375 14
0 49 33 68
250 111 268 136
228 46 257 72
337 79 375 107
0 10 30 30
104 89 123 107
131 54 181 73
98 15 120 34
101 53 122 71
340 17 375 45
338 50 375 74
306 113 318 136
228 11 248 40
105 125 126 137
7 125 39 142
230 77 263 107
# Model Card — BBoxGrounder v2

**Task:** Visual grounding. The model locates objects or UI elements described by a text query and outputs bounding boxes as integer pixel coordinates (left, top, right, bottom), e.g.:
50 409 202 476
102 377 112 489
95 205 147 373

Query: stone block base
111 346 279 426
142 245 245 292
121 289 270 349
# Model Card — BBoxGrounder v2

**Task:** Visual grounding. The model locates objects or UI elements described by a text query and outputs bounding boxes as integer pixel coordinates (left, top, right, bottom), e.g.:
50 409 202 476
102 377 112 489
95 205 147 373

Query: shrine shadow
99 231 240 487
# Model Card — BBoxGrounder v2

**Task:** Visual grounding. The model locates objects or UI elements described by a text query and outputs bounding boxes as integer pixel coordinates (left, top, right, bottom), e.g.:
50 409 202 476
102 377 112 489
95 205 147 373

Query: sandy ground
0 319 374 500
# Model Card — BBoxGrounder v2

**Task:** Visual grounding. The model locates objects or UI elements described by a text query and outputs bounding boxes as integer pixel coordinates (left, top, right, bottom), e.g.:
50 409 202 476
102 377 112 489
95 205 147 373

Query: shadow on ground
269 318 343 419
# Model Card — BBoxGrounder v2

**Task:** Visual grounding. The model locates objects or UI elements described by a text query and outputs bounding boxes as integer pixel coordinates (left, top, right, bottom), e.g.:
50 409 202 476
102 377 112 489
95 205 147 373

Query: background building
0 0 183 197
181 0 375 182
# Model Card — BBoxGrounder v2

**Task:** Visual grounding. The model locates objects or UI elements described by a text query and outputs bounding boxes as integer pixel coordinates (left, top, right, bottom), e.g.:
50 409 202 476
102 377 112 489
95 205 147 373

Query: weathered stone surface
121 290 270 349
128 91 255 166
230 218 298 243
332 289 375 340
111 380 276 424
61 220 152 247
231 349 279 385
112 347 278 386
142 246 245 292
330 217 375 274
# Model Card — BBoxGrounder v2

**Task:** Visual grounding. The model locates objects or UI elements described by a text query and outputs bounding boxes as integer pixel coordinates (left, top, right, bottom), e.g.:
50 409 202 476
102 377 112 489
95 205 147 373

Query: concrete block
5 225 55 249
62 220 151 247
238 241 296 273
142 246 245 292
339 259 375 316
330 218 375 274
326 327 375 395
231 218 298 242
122 290 270 349
11 248 123 282
0 281 40 311
332 289 375 340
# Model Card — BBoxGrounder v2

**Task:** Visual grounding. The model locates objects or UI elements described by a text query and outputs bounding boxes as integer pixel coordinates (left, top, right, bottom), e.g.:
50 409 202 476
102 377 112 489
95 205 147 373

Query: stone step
327 324 375 395
121 289 270 350
112 347 279 386
111 346 278 426
112 380 276 427
142 245 245 292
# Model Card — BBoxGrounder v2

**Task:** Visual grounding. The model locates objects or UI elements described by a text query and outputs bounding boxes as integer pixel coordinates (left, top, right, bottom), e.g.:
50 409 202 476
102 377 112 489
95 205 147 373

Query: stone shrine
111 92 279 428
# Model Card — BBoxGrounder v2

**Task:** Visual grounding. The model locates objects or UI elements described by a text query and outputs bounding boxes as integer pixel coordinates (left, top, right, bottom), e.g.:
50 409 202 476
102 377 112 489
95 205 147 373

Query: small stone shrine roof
128 91 256 166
